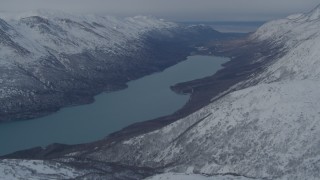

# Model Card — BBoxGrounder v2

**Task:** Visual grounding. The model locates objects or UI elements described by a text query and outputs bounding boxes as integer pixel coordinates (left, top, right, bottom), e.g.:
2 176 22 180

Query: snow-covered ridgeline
250 5 320 82
83 4 320 180
0 10 193 121
0 10 177 64
2 5 320 180
251 4 320 43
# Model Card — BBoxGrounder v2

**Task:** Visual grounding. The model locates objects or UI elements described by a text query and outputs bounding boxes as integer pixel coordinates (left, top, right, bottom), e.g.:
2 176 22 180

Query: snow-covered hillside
0 10 222 121
145 173 252 180
2 4 320 180
251 5 320 82
0 159 83 180
0 10 176 121
79 4 320 180
0 10 177 58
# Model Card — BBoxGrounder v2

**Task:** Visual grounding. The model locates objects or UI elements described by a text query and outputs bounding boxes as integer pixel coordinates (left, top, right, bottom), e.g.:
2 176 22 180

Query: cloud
0 0 319 21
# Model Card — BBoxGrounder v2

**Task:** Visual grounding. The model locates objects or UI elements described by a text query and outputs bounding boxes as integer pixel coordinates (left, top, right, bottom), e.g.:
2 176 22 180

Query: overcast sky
0 0 319 21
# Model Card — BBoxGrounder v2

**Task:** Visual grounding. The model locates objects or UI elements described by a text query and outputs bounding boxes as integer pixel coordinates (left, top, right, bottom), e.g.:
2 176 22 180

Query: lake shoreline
1 36 276 159
0 51 191 122
0 55 228 156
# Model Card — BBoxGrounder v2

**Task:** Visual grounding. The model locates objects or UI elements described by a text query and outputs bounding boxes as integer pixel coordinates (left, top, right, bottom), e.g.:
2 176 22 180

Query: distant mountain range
180 21 265 33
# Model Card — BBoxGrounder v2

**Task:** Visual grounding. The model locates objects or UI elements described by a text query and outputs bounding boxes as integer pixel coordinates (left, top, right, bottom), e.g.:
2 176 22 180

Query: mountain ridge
0 11 228 122
2 4 320 180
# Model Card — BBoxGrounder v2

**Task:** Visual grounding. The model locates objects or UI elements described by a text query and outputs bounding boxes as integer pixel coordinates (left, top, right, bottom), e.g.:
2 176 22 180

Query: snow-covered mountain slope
0 10 176 57
0 159 83 180
145 173 252 180
89 80 320 179
0 10 224 121
3 5 320 180
74 5 320 180
0 157 157 180
250 5 320 82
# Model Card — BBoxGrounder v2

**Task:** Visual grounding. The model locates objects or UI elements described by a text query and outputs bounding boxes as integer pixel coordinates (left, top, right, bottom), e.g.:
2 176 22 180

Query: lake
0 55 228 155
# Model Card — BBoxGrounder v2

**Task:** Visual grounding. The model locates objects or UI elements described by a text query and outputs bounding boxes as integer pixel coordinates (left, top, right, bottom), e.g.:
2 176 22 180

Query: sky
0 0 319 21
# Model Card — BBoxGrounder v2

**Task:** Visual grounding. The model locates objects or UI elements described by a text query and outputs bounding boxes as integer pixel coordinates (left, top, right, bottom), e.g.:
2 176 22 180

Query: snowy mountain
2 4 320 180
87 5 320 179
0 159 83 179
0 10 225 121
87 6 320 179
